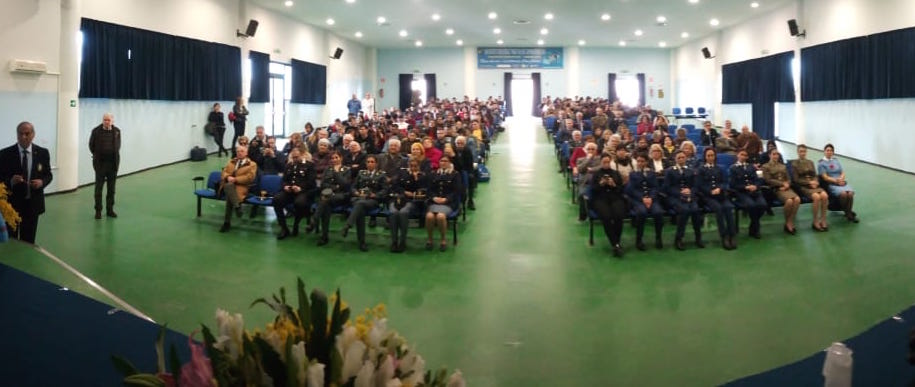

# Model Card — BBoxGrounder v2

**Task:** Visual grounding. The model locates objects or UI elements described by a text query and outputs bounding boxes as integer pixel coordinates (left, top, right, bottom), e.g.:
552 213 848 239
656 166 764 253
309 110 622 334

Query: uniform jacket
321 166 352 194
663 165 697 202
428 169 461 206
626 169 660 203
0 143 53 215
282 160 317 193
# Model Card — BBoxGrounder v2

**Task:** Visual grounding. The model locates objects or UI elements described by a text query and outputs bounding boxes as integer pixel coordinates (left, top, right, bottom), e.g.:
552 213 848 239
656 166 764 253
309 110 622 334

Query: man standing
0 122 53 243
361 92 375 117
347 93 362 116
89 113 121 219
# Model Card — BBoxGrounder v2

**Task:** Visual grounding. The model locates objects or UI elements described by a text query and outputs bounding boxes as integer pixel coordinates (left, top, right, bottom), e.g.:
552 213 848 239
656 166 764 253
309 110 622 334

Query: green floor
3 117 915 386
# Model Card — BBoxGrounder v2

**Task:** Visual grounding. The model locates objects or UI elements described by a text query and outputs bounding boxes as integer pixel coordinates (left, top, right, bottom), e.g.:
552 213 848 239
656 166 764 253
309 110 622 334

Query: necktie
21 149 29 181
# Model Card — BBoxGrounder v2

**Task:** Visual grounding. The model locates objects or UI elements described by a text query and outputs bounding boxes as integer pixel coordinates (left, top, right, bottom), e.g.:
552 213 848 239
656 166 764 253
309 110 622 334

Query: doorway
410 79 427 107
266 62 292 137
511 79 533 117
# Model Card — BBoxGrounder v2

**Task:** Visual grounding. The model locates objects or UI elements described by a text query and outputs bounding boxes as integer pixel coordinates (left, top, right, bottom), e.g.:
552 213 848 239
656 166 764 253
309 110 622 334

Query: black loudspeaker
245 20 259 37
332 47 344 59
701 47 712 59
787 19 805 37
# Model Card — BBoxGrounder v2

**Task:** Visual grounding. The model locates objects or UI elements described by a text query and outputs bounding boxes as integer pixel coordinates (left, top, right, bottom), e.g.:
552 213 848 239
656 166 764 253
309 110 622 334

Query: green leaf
155 325 166 374
330 344 344 386
254 336 287 387
250 297 274 310
285 336 298 387
168 343 182 386
124 373 166 387
308 289 329 365
110 355 140 377
297 278 311 334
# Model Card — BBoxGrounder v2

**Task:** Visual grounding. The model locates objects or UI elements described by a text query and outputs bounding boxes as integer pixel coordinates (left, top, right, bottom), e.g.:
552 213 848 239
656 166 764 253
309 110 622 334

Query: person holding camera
341 155 388 251
274 148 316 240
388 157 429 253
589 154 627 257
253 136 285 175
313 151 351 246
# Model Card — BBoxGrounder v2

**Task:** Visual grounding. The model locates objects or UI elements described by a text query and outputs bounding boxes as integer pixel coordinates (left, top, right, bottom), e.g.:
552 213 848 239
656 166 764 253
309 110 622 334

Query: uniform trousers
591 198 627 246
666 198 703 241
734 192 767 234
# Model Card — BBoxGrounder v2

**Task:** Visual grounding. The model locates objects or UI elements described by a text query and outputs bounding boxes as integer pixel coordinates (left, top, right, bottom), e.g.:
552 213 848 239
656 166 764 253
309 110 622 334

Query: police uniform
273 160 317 238
427 168 461 214
663 165 704 249
697 163 737 248
315 165 351 243
625 168 665 249
343 168 388 249
729 162 767 237
388 169 429 251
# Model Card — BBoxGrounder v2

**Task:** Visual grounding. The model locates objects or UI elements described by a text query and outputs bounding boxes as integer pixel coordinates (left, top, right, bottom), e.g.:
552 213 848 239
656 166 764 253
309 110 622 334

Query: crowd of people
543 96 859 257
207 95 504 252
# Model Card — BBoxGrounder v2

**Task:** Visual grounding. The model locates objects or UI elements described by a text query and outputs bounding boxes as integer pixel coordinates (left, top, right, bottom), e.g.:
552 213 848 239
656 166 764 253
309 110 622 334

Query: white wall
376 47 466 111
578 47 671 113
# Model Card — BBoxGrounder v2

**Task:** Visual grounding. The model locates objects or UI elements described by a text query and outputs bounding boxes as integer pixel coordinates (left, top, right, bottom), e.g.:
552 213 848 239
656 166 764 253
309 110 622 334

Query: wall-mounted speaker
331 47 344 59
237 19 259 38
787 19 805 37
701 47 713 59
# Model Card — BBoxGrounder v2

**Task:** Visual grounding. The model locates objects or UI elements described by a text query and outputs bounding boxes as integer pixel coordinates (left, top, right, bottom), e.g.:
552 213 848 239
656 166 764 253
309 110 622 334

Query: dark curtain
398 74 412 111
802 26 915 101
531 72 542 117
79 18 240 101
636 73 646 107
722 51 795 140
503 72 513 117
248 50 270 103
607 73 618 103
424 73 437 102
289 59 326 104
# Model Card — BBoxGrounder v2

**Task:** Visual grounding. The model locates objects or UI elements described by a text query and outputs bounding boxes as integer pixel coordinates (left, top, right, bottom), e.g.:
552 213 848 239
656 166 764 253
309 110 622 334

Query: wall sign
477 47 563 69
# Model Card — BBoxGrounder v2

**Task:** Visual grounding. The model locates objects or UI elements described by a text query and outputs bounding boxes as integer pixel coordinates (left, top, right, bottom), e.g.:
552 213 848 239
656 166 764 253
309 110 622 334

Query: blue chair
696 107 708 118
681 124 696 132
446 192 464 245
245 174 283 208
193 171 223 217
717 153 737 168
685 107 695 117
672 107 683 117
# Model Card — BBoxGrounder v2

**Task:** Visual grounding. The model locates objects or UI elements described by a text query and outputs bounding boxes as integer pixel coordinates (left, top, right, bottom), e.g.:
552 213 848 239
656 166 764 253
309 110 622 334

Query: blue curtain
636 73 646 107
722 51 795 140
79 18 240 101
802 26 915 101
290 59 326 104
531 72 542 117
398 74 412 111
503 72 513 117
248 51 270 103
607 73 618 103
424 74 437 102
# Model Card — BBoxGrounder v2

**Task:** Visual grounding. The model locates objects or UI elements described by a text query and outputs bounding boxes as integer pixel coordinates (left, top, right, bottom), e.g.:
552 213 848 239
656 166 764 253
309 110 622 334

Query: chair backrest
681 124 696 132
672 107 682 115
685 107 695 115
206 171 222 190
257 174 283 196
717 153 736 167
697 107 707 114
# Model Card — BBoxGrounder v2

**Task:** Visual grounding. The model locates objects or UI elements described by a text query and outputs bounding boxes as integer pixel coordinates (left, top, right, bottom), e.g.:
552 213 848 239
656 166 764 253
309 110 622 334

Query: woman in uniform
761 148 800 234
341 155 387 251
818 143 858 223
589 154 627 257
425 155 461 251
388 157 429 253
790 144 829 231
696 148 737 250
729 149 768 239
664 151 704 250
313 151 351 246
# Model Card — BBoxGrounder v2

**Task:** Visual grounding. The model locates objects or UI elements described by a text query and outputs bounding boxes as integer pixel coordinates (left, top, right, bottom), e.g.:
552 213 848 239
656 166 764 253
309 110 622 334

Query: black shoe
655 238 663 249
730 236 738 250
397 242 407 253
695 239 706 248
292 223 300 236
369 218 377 228
636 240 646 251
95 211 102 220
675 239 685 251
341 224 350 238
359 242 368 252
106 210 118 218
391 243 399 253
277 229 290 240
749 231 761 239
439 242 448 252
317 235 329 246
219 223 230 233
468 200 476 211
722 239 732 250
425 241 434 250
612 244 624 258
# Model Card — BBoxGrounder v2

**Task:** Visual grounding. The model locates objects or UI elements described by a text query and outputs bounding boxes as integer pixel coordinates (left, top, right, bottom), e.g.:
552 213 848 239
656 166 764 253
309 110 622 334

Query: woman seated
653 114 670 134
648 143 671 177
410 142 432 173
818 143 858 223
574 142 602 221
589 154 627 257
758 140 781 165
388 157 429 253
761 148 800 234
626 153 665 250
636 115 653 136
663 151 704 250
313 151 351 246
341 155 388 251
273 148 317 240
673 127 689 148
729 149 768 239
790 144 830 231
680 140 699 168
425 156 461 251
697 148 737 250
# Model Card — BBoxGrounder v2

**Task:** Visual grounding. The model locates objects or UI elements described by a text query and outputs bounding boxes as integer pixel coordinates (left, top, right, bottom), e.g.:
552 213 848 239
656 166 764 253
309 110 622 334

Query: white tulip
306 362 325 387
446 370 466 387
354 362 374 387
214 309 244 360
375 355 395 387
291 342 307 387
341 340 367 382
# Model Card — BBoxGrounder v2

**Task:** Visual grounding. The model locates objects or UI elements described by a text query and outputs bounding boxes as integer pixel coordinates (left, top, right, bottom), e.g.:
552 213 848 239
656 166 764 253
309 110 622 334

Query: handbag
204 122 215 135
228 112 236 122
477 163 491 182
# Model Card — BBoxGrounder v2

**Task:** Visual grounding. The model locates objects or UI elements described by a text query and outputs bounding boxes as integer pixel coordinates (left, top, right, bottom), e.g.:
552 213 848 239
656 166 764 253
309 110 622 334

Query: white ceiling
251 0 792 49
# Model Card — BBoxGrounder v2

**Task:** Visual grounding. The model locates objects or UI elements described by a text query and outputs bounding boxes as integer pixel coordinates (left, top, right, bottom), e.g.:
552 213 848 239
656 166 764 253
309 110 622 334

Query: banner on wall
477 47 563 69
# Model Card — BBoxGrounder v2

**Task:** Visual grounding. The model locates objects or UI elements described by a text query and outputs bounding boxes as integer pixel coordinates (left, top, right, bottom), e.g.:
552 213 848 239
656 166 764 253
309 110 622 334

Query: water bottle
822 342 853 387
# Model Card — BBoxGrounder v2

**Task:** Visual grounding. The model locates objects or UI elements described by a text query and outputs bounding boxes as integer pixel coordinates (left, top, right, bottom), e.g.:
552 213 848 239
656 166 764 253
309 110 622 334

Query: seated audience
388 158 429 253
790 144 829 231
341 155 388 251
818 143 858 223
425 155 461 251
626 153 665 250
314 151 351 245
589 154 627 257
273 148 316 240
218 145 257 233
696 148 737 250
729 149 767 239
761 148 800 234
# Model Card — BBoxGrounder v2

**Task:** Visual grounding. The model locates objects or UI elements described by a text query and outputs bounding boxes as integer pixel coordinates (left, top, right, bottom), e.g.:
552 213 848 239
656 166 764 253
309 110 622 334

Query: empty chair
696 107 708 118
685 107 695 117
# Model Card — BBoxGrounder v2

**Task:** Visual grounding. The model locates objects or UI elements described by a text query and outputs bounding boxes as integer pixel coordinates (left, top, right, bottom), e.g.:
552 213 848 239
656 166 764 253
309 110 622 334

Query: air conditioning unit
8 59 48 74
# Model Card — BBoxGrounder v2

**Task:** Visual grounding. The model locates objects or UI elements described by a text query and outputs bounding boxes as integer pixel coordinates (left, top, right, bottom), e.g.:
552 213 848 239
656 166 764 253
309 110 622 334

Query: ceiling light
415 40 423 47
659 41 667 47
751 2 760 8
493 27 501 34
431 13 441 21
354 31 362 38
544 13 554 20
710 18 720 26
578 40 586 46
540 28 549 35
681 32 689 38
689 0 700 3
601 13 611 21
657 16 667 23
399 29 408 37
488 12 498 20
376 16 386 24
445 28 454 35
325 18 335 25
537 39 544 45
284 1 293 7
456 39 463 46
496 39 504 45
344 0 355 3
619 40 627 46
634 29 643 36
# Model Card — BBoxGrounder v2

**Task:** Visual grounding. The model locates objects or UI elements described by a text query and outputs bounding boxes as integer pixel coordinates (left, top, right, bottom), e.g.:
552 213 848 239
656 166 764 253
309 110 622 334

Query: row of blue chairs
670 107 708 120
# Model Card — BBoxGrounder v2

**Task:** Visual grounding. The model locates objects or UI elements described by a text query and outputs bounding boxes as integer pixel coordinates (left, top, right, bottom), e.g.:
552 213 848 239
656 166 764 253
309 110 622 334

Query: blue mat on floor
724 305 915 386
0 263 191 386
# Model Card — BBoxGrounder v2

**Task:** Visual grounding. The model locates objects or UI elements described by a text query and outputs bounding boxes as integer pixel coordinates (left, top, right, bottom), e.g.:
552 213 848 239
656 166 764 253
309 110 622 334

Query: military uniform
761 160 799 202
789 159 824 197
729 162 767 237
273 160 317 238
663 165 704 248
315 166 351 243
388 169 429 251
343 169 388 249
427 169 461 214
626 169 665 249
697 163 737 248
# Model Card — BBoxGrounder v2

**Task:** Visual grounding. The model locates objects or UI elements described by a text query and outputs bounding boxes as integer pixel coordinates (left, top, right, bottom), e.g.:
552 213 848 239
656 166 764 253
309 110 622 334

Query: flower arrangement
112 278 465 387
0 182 21 240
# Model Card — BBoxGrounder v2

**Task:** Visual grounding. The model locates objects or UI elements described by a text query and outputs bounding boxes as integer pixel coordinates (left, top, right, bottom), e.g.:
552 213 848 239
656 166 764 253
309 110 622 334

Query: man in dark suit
88 113 121 219
0 121 53 244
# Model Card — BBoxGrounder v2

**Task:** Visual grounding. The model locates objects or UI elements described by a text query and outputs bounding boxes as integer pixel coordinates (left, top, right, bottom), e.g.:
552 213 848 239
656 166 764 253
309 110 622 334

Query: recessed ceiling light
537 39 544 45
544 13 554 20
659 41 667 47
493 27 501 34
488 12 498 20
354 31 362 38
681 32 690 38
578 40 586 46
284 1 293 7
376 16 386 24
751 2 760 8
619 40 627 46
415 40 423 47
710 18 720 26
445 28 454 35
456 39 463 46
344 0 355 3
689 0 700 3
601 13 611 21
325 18 335 25
431 13 441 21
634 29 643 36
399 29 408 37
540 28 549 35
496 39 504 45
657 16 667 23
